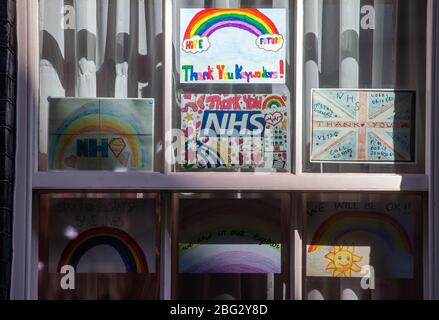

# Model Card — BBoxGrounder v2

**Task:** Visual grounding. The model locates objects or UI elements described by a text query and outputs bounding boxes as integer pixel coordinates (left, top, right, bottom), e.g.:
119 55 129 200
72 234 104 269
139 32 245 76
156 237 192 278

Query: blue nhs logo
200 111 265 137
76 139 109 158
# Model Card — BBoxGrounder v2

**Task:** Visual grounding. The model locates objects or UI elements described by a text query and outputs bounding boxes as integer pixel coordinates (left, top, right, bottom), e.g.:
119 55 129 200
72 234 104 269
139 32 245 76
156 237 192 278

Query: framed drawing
180 8 287 84
310 89 416 163
48 98 154 171
48 197 157 274
181 93 289 169
304 195 420 279
38 193 161 300
178 200 282 274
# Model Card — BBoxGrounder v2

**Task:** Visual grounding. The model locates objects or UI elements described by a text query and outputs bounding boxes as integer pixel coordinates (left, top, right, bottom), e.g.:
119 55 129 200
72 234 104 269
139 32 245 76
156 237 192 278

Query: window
175 193 291 300
37 192 160 300
301 192 425 300
302 0 426 173
14 0 431 300
171 0 294 172
39 0 164 172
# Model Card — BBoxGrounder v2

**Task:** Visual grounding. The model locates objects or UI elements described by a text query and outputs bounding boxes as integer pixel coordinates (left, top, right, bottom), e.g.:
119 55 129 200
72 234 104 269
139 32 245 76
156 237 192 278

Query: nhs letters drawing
48 98 154 171
180 9 286 84
181 94 288 169
311 90 416 163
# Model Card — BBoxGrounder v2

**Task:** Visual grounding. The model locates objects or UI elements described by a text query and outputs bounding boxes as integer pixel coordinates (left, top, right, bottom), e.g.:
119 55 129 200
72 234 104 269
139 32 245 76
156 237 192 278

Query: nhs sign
200 111 265 137
76 139 109 158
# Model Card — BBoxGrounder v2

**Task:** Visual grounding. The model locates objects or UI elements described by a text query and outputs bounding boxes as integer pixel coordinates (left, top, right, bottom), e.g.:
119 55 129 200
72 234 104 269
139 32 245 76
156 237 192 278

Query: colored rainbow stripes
179 244 281 273
179 226 282 273
58 227 148 273
49 103 147 169
307 212 414 255
183 9 279 40
262 96 286 109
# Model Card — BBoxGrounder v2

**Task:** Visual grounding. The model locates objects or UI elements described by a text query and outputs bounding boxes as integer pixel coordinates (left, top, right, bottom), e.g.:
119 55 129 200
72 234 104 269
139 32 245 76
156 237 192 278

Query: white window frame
11 0 438 300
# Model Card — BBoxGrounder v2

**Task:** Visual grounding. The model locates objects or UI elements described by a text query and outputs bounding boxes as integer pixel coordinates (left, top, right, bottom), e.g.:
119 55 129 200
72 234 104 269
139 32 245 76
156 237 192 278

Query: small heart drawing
264 112 284 127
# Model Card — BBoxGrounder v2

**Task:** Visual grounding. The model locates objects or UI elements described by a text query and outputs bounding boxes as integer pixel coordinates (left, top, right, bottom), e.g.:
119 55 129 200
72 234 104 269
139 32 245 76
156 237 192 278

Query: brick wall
0 0 16 300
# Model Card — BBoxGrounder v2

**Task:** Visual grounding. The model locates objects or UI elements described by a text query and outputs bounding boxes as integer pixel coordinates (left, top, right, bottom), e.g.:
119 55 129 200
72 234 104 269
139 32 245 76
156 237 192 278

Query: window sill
31 171 429 191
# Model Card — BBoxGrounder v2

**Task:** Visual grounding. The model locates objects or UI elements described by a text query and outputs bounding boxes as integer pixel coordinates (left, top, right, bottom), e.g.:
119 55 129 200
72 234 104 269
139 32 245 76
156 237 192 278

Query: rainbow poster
181 93 289 169
179 228 281 274
305 200 416 279
48 98 154 171
180 9 286 84
58 227 148 273
179 243 281 273
48 197 156 274
178 204 282 274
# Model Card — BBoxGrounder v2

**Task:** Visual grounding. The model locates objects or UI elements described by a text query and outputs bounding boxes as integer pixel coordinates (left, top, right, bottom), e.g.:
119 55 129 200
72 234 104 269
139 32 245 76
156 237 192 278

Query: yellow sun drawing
325 246 363 277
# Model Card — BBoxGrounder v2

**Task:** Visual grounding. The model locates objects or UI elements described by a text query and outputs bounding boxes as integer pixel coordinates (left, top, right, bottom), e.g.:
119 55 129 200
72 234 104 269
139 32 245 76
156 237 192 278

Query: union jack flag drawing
310 90 416 163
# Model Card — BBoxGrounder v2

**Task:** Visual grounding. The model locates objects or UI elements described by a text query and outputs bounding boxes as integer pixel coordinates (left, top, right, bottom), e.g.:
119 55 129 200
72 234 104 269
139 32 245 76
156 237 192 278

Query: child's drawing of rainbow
57 227 148 273
183 9 280 40
49 102 149 169
262 95 286 109
179 226 281 274
178 207 282 273
307 211 414 256
179 243 281 274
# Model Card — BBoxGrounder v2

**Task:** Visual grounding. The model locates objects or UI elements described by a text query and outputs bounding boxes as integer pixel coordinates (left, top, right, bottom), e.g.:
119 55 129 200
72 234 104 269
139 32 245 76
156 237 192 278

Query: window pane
38 0 163 172
303 0 426 173
176 194 290 300
302 192 424 300
38 192 160 300
171 1 294 172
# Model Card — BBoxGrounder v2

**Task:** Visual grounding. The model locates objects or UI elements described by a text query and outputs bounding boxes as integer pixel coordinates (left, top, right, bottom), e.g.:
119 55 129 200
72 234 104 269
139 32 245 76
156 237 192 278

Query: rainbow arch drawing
179 244 281 273
179 225 282 273
262 95 286 110
57 227 148 273
307 211 414 256
183 9 280 40
49 102 149 169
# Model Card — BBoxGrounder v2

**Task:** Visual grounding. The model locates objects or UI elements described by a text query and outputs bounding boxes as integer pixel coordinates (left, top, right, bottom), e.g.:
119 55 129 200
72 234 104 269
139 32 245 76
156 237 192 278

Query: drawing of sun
325 246 363 277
